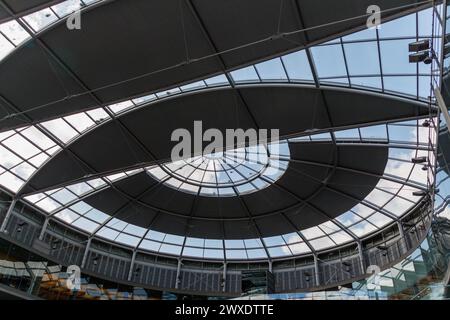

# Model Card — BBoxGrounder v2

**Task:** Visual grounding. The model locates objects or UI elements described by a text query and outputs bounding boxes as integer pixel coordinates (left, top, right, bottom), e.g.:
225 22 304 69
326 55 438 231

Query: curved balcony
0 191 432 296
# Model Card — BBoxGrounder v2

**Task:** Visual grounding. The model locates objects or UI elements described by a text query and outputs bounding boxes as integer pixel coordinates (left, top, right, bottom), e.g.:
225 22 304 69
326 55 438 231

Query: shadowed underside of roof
0 0 428 130
18 85 429 196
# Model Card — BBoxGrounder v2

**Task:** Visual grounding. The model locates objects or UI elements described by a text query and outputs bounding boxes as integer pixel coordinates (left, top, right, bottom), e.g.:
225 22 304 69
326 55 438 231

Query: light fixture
409 51 429 63
92 256 99 266
402 221 415 228
423 55 433 65
412 190 428 196
408 39 430 52
51 239 61 250
422 120 430 127
408 39 434 64
342 261 352 272
377 245 388 257
16 221 27 233
304 271 311 282
421 165 428 171
411 156 427 164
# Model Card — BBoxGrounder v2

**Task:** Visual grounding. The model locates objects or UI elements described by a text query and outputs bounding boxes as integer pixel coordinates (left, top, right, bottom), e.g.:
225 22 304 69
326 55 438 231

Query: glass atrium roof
0 2 438 102
0 2 441 261
0 1 101 60
147 142 290 197
2 118 432 260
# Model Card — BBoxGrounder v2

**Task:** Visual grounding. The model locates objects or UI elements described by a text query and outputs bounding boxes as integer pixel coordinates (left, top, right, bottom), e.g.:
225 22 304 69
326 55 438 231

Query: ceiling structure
15 85 429 196
0 0 432 130
0 0 66 23
0 0 441 260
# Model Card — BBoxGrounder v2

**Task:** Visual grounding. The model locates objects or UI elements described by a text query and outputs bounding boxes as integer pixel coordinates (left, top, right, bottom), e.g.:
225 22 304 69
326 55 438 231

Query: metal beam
80 237 92 269
0 198 16 232
313 254 321 286
175 259 182 289
435 88 450 132
222 262 227 292
38 216 50 241
357 241 365 272
185 0 260 130
127 250 137 281
289 157 428 191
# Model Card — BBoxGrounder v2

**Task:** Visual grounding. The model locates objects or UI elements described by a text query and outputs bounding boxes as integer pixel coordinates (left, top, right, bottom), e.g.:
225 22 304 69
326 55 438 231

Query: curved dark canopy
18 85 428 196
81 143 388 239
0 0 426 130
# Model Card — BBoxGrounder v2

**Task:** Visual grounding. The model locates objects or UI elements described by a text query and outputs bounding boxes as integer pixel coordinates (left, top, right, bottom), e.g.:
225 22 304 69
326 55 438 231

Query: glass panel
41 118 78 143
255 58 287 80
350 76 382 89
3 134 40 159
383 76 417 97
359 125 388 140
311 44 347 78
281 50 313 81
379 13 416 38
0 20 29 45
51 0 82 17
230 66 259 83
344 41 380 76
380 39 416 74
22 8 58 32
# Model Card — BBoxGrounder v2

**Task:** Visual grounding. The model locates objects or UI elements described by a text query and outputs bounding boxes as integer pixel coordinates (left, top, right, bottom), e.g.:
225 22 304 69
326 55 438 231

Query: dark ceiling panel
297 0 421 42
324 90 424 127
289 142 336 164
240 86 331 137
194 197 247 219
242 184 299 217
284 205 323 231
40 0 222 103
276 164 324 199
78 142 388 239
0 0 425 130
327 170 379 200
223 220 259 239
191 0 306 67
84 188 129 215
0 41 99 129
139 185 194 217
112 172 158 198
19 85 427 195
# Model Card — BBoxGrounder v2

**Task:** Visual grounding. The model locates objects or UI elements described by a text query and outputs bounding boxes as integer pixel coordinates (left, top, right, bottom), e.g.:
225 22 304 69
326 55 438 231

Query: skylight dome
147 142 290 197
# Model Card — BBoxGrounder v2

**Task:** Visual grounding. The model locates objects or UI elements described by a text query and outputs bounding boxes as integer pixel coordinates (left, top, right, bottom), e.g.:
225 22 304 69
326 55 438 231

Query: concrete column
81 238 92 269
38 217 50 241
397 221 407 253
175 259 182 289
127 250 137 281
313 254 320 285
0 198 17 233
222 262 227 292
435 88 450 133
268 260 273 273
357 241 365 273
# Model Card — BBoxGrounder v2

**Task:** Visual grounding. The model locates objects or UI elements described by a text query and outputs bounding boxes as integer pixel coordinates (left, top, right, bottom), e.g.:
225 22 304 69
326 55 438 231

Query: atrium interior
0 0 449 301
